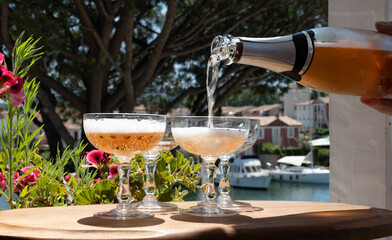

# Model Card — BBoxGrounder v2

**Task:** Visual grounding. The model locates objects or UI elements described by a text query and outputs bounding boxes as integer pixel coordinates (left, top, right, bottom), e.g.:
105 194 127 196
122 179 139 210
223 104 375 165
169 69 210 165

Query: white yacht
216 156 272 189
271 153 330 184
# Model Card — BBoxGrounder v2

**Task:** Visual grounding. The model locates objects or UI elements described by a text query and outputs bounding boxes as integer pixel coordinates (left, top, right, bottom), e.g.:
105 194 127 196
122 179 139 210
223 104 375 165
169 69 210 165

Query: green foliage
0 33 43 209
313 127 329 139
75 180 117 205
2 1 327 152
223 88 280 107
313 147 330 167
283 147 310 156
128 151 201 203
310 90 329 100
255 143 283 156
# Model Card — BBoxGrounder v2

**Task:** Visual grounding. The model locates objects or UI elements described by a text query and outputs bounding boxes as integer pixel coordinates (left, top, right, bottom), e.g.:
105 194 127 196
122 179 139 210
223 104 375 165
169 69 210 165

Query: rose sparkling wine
171 127 248 157
171 116 249 217
83 113 166 220
211 27 392 98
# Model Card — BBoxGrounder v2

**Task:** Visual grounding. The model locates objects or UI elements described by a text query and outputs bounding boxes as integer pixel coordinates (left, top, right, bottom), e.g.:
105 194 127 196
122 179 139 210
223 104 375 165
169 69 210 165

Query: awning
311 136 330 147
277 156 306 167
277 152 312 166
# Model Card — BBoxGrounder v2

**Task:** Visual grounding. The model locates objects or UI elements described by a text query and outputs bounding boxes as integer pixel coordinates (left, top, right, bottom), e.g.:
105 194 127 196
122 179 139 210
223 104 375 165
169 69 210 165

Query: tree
0 0 327 157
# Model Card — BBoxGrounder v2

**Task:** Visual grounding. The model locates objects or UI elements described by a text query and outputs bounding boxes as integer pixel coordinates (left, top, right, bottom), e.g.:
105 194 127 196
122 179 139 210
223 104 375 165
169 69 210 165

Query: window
258 128 265 139
272 128 281 145
287 127 294 138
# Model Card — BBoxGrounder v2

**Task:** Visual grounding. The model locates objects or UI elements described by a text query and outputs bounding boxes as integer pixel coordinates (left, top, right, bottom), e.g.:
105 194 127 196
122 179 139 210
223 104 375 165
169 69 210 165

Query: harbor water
185 180 330 202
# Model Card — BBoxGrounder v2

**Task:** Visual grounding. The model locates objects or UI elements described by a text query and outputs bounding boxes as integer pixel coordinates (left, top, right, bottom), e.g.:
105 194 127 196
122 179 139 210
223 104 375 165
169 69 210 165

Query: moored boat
271 154 330 184
216 156 272 189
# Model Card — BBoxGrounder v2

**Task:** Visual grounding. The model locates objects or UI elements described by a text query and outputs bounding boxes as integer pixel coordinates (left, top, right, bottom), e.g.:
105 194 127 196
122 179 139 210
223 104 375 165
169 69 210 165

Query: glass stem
218 159 233 202
144 156 158 204
202 159 217 208
116 157 132 208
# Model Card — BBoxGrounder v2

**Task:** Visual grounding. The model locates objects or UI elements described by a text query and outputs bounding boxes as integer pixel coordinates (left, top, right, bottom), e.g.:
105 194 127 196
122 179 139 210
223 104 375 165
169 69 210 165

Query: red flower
82 150 110 168
13 167 40 192
10 76 23 94
0 52 25 107
108 163 119 180
93 178 101 184
0 172 6 191
64 175 70 183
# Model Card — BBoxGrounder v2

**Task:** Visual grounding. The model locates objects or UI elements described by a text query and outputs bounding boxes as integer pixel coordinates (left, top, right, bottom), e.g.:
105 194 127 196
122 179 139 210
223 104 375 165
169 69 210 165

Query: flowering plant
0 33 200 210
0 53 25 107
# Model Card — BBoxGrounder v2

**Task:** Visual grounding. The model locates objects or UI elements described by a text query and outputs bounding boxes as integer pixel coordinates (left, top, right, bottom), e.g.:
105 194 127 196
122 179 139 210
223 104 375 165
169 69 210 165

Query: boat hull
271 169 330 184
229 175 272 189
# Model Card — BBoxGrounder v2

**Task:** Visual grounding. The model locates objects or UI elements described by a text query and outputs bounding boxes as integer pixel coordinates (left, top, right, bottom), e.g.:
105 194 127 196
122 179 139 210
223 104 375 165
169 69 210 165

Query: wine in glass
217 118 261 209
83 113 166 220
171 116 249 217
133 117 178 212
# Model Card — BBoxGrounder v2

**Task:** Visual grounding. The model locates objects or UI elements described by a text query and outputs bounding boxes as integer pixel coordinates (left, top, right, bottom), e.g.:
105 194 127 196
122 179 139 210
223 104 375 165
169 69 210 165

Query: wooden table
1 201 392 239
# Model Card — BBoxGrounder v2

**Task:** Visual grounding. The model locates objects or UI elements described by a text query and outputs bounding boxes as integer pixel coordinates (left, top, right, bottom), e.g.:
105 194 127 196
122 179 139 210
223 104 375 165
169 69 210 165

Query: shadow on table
170 213 253 224
169 206 263 223
77 216 165 228
171 208 392 240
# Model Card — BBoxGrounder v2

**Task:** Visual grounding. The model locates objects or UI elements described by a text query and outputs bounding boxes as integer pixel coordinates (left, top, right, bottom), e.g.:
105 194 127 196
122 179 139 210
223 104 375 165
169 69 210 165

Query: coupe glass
133 117 178 212
83 113 166 220
171 116 249 217
217 118 261 209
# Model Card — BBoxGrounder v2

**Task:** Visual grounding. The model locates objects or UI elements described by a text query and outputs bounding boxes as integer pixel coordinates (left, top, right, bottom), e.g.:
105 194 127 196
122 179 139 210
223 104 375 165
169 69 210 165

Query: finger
375 21 392 35
360 96 392 115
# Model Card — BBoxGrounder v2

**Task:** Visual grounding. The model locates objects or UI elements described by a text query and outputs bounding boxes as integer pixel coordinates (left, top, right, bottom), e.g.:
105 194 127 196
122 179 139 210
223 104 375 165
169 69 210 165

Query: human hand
360 21 392 115
360 97 392 115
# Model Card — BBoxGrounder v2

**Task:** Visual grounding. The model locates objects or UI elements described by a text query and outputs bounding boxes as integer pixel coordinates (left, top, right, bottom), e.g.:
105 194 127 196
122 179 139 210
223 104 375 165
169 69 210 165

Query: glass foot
93 206 154 220
218 200 251 209
133 201 178 212
180 206 238 217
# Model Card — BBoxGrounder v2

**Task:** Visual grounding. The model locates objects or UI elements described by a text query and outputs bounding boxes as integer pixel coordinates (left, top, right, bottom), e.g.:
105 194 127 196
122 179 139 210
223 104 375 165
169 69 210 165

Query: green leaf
75 188 97 205
36 176 50 189
48 183 67 197
176 151 184 168
169 157 177 174
193 163 202 173
94 180 117 203
156 157 166 171
159 171 175 182
157 186 174 202
0 189 9 200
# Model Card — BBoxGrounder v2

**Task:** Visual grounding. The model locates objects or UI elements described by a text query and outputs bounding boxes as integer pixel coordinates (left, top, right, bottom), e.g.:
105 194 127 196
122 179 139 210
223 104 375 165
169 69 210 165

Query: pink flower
20 166 40 184
13 167 40 192
0 172 6 191
0 52 25 107
0 65 7 75
108 163 119 180
10 76 23 94
82 150 109 168
93 178 101 184
64 175 70 183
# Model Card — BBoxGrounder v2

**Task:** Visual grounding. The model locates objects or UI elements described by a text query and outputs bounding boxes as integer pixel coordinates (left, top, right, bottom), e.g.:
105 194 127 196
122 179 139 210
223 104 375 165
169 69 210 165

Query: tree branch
134 0 176 96
161 86 205 115
123 1 135 112
29 62 88 113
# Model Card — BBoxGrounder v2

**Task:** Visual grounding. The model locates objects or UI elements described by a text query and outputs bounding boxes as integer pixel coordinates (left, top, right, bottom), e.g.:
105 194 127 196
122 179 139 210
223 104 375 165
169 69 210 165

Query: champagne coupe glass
133 117 178 212
83 113 166 220
217 118 260 209
171 116 249 217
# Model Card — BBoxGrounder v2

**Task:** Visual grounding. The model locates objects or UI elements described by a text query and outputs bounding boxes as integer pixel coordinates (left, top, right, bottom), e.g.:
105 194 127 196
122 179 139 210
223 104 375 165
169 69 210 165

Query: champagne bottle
212 27 392 97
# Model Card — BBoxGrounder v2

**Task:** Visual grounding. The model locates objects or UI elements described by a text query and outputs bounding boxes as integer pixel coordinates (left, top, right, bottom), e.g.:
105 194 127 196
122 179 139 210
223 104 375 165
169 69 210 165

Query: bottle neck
234 31 315 81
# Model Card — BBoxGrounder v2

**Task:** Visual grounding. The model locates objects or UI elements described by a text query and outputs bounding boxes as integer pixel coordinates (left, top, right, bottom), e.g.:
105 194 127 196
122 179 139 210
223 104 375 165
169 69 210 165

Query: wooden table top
1 200 392 240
